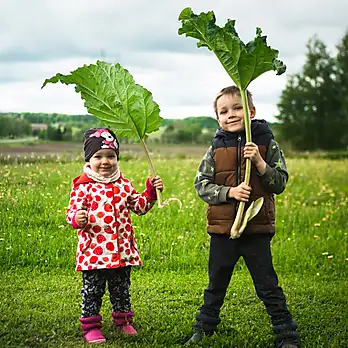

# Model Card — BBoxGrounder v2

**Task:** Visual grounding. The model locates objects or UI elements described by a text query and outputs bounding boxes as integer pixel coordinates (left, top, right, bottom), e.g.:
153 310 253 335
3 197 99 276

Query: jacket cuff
258 163 273 177
218 186 230 203
71 213 80 229
146 178 157 200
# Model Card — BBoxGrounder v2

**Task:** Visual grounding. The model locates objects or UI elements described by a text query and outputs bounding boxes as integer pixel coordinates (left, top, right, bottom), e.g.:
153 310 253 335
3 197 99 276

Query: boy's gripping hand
228 183 251 202
243 142 266 175
74 209 88 227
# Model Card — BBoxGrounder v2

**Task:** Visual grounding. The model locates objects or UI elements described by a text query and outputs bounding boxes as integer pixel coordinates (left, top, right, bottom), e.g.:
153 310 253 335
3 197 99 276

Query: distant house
31 123 48 136
31 123 48 131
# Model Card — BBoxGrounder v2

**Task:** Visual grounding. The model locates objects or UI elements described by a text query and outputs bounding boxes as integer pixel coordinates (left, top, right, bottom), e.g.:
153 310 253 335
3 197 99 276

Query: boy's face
216 93 256 133
87 149 117 177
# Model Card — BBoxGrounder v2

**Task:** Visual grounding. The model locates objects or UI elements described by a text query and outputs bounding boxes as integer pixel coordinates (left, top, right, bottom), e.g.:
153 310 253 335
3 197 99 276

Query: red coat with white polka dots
66 172 156 271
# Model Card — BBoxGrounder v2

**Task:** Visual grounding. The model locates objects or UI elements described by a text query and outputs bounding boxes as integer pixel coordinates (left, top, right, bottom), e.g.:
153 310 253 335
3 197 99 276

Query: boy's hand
75 209 88 227
150 176 164 192
228 182 251 202
243 142 266 175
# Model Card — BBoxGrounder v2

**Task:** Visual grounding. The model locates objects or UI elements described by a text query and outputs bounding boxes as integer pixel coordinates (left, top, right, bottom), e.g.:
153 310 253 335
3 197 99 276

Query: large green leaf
178 8 286 89
42 61 163 141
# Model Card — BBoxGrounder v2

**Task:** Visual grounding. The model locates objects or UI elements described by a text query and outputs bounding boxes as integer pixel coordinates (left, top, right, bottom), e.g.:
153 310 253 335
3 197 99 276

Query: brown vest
207 122 275 235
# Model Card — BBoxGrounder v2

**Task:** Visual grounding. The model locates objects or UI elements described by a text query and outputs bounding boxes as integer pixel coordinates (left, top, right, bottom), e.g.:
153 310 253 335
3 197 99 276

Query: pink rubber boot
112 311 137 335
80 315 106 343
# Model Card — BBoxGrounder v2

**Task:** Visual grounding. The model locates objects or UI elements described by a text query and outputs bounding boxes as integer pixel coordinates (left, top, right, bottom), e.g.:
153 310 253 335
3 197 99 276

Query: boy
186 86 300 347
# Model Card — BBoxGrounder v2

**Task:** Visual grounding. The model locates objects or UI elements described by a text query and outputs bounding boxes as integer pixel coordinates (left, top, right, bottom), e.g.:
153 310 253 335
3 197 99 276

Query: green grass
0 156 347 347
0 269 346 347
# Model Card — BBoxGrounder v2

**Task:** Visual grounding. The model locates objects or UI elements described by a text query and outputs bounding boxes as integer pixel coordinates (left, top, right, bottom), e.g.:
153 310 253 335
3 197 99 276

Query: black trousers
81 267 131 318
196 233 294 332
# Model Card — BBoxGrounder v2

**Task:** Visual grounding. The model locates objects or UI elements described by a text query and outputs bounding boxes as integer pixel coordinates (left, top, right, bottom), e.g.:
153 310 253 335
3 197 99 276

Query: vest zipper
237 134 242 185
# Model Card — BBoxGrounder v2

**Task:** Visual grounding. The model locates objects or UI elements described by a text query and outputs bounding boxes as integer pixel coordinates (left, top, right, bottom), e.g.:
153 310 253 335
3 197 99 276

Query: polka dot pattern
67 173 156 271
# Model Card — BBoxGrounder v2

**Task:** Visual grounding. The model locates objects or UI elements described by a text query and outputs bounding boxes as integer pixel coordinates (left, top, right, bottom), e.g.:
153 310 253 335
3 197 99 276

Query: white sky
0 0 347 122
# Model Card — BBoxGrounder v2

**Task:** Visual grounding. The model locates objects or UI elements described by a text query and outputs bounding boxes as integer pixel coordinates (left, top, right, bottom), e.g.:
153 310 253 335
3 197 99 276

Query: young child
66 128 163 344
185 86 300 347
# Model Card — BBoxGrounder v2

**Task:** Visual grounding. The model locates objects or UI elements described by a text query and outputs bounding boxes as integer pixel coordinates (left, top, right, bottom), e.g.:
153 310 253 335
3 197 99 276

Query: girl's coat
66 173 156 271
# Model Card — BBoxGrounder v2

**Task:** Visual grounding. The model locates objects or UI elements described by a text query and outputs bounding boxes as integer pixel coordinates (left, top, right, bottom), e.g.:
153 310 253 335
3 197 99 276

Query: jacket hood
72 173 94 186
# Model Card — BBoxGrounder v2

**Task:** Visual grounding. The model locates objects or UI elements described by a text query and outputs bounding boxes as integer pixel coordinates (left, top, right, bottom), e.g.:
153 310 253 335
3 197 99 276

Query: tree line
276 31 348 151
0 113 219 145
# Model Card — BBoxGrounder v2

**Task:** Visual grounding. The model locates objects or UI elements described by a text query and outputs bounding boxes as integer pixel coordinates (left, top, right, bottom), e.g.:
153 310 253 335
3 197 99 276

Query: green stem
139 138 163 207
231 88 252 234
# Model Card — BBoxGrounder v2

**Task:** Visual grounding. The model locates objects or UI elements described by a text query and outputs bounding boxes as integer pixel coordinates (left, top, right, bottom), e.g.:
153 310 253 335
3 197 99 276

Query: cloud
0 0 347 121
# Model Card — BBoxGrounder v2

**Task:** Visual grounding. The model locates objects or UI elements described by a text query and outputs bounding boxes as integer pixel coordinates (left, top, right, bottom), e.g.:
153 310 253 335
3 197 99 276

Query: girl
66 128 164 344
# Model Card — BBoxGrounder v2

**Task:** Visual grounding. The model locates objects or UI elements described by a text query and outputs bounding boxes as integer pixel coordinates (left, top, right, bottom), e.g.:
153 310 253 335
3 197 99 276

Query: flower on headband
89 128 107 138
90 128 118 150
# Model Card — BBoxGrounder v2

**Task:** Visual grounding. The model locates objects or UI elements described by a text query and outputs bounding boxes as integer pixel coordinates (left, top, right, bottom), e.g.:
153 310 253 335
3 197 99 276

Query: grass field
0 146 347 347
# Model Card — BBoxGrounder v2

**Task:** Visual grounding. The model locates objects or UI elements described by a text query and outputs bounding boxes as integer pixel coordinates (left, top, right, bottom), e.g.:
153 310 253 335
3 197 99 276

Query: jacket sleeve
259 139 289 194
194 146 231 204
66 184 88 228
127 179 156 216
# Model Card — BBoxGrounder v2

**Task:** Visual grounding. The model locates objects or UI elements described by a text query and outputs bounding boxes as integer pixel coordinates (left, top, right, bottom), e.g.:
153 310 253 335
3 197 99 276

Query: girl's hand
243 142 266 175
151 176 164 192
75 209 88 227
228 182 251 202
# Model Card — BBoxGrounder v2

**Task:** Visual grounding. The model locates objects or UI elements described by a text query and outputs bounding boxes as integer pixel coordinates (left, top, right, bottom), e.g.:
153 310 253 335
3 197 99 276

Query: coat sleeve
126 179 156 216
66 183 88 228
194 146 231 204
259 139 289 194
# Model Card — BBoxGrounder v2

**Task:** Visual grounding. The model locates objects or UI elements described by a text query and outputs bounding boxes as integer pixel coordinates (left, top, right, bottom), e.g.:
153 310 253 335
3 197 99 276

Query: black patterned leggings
81 267 131 318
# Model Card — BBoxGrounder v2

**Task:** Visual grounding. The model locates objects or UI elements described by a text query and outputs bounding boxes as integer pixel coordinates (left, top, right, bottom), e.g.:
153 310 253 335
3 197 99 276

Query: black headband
83 128 119 161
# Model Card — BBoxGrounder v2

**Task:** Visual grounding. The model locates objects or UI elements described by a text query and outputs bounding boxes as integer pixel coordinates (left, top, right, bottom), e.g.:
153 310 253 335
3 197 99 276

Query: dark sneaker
184 331 204 345
184 328 215 346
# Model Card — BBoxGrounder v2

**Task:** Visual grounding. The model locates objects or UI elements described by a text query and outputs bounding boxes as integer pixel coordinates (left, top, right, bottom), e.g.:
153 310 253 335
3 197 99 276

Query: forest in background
0 112 219 145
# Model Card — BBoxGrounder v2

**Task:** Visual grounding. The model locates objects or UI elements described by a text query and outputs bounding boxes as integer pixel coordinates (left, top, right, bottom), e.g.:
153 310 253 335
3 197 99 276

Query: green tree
276 34 348 151
336 30 348 146
0 116 31 138
62 125 73 141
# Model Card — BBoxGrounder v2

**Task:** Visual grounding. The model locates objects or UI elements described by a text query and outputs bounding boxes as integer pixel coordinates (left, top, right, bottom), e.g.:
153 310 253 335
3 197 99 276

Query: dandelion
322 252 329 255
327 255 334 259
314 223 321 227
313 235 319 239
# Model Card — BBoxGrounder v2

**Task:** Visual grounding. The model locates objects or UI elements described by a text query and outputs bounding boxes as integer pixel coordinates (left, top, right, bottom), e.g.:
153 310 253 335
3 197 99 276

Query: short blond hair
213 86 254 116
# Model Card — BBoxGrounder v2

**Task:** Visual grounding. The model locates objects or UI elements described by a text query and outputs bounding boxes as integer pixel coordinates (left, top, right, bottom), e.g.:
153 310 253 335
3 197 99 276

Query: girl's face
87 149 117 177
216 93 256 133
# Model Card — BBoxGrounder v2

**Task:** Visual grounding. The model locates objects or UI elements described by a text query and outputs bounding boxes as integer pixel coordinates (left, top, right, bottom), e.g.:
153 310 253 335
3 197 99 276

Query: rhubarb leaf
42 61 163 142
178 8 286 89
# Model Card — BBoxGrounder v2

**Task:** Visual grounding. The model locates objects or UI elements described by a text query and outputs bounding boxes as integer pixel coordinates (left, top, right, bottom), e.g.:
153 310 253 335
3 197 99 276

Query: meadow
0 147 347 347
